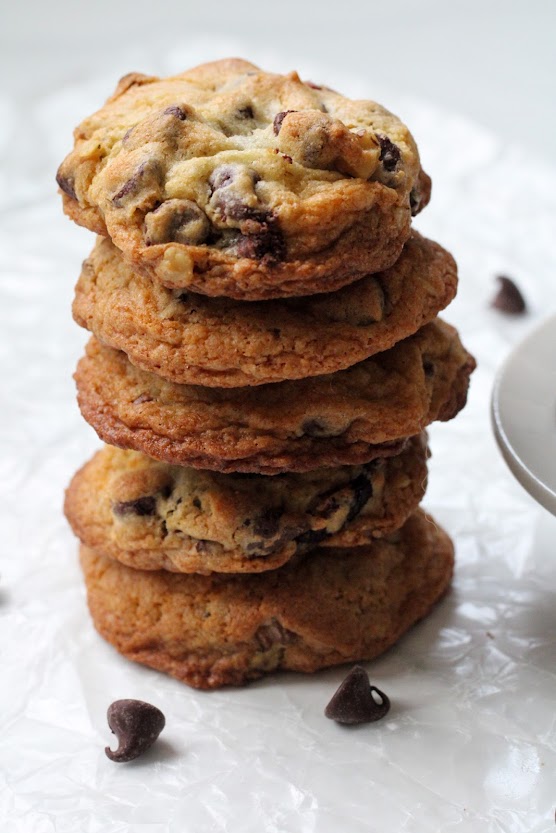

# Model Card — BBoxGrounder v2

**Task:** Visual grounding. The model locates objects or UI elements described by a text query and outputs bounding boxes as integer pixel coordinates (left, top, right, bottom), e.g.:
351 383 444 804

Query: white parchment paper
1 44 556 833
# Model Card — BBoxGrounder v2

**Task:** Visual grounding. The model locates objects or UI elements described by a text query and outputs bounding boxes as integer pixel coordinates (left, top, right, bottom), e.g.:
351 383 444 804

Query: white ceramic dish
492 313 556 515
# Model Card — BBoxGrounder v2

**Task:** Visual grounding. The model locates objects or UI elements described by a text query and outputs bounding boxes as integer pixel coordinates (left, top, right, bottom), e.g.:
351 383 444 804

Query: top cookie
56 58 430 300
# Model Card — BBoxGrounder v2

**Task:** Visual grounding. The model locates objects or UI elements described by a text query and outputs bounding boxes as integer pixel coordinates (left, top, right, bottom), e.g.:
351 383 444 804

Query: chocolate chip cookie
74 319 475 474
73 232 456 387
57 58 430 300
79 510 454 689
64 435 428 575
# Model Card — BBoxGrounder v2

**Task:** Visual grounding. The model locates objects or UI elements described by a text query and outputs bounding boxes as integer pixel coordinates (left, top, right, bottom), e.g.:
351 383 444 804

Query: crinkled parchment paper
1 43 556 833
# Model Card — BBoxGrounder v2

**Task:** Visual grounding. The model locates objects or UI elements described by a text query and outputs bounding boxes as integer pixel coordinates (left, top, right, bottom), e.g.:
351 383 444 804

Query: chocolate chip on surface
325 666 390 724
423 360 435 377
251 507 284 539
301 419 341 438
255 618 294 651
235 221 285 261
113 496 157 517
112 159 163 206
273 110 296 135
209 164 264 222
236 105 254 120
491 275 527 315
56 170 77 200
376 134 401 172
144 199 210 246
105 699 165 762
346 474 374 522
163 105 187 120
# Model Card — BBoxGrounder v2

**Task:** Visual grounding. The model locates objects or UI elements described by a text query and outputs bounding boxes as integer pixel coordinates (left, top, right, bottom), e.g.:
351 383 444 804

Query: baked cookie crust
74 319 475 473
64 435 428 574
79 510 454 689
73 231 456 387
57 59 430 300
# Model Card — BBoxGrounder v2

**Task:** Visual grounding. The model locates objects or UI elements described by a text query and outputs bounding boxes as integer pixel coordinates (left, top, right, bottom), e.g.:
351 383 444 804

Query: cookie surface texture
74 319 475 473
80 510 454 689
73 232 456 387
64 435 428 574
57 59 430 299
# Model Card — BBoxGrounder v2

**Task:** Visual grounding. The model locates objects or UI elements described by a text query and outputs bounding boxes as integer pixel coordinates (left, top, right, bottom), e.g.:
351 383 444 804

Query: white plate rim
491 312 556 515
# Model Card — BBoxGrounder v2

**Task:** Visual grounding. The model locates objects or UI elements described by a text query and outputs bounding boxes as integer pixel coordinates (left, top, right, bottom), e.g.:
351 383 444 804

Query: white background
1 3 556 832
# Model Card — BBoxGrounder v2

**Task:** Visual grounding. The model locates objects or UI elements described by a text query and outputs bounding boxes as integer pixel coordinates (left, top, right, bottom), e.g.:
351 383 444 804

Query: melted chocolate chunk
235 219 286 261
325 666 390 724
255 618 294 651
236 105 254 120
301 419 336 438
113 496 157 517
112 159 163 206
105 699 165 763
491 275 527 315
376 134 401 172
346 474 373 522
145 199 210 246
252 507 284 539
56 170 77 200
163 105 187 120
209 164 264 222
295 528 328 547
208 164 285 260
273 110 297 135
423 360 435 377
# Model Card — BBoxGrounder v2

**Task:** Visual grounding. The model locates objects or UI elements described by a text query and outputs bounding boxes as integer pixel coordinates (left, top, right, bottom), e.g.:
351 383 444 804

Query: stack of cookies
58 59 475 690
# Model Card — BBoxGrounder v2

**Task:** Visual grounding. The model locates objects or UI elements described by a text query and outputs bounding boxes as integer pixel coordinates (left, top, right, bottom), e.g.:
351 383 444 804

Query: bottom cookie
80 510 454 690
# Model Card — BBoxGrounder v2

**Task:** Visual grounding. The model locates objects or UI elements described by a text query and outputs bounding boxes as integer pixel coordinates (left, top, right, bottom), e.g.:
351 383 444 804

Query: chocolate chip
491 275 527 315
423 360 435 377
255 618 294 651
192 497 201 509
112 159 163 206
252 507 284 539
209 164 263 222
160 483 173 500
409 188 420 216
301 419 333 437
376 134 401 172
346 474 373 522
273 110 296 135
113 496 157 517
295 528 328 547
236 220 286 261
144 199 210 246
163 105 187 120
208 164 285 260
325 666 390 724
56 170 77 200
209 165 236 192
105 699 165 762
236 105 254 120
